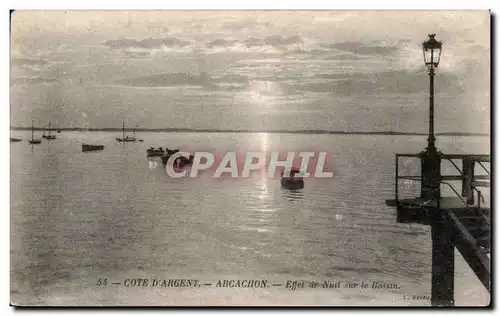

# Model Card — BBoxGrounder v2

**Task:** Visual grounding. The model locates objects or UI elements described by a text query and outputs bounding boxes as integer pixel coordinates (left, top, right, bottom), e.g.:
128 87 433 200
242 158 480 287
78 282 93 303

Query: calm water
10 132 490 306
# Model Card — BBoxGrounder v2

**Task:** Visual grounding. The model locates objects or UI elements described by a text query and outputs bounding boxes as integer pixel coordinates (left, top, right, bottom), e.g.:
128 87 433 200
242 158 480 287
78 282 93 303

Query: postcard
10 10 490 307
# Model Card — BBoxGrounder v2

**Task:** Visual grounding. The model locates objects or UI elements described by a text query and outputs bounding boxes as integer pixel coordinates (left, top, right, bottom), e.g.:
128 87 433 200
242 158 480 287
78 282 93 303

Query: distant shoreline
9 127 490 137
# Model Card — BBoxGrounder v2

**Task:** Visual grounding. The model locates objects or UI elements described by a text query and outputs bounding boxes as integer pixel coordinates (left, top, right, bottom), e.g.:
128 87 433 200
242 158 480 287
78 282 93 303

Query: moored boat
160 148 180 163
147 147 165 157
161 149 194 166
10 138 22 142
281 168 305 189
42 122 56 140
116 122 137 142
82 143 105 152
28 120 42 145
117 136 136 142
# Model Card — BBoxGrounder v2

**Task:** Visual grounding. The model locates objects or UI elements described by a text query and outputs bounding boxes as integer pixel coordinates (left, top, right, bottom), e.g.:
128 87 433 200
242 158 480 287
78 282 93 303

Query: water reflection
147 157 161 169
281 188 303 201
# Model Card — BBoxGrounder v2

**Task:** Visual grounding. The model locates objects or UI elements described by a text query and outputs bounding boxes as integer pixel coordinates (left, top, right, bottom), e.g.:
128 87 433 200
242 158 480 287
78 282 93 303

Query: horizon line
9 127 490 137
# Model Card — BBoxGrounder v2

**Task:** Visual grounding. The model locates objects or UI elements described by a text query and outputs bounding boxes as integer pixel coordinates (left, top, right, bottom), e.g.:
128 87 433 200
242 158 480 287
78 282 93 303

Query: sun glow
243 80 283 107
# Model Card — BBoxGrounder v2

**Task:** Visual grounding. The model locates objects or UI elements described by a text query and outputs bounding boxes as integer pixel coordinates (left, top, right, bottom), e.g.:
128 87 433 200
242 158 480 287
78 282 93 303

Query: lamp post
421 34 453 307
422 33 442 151
421 34 443 201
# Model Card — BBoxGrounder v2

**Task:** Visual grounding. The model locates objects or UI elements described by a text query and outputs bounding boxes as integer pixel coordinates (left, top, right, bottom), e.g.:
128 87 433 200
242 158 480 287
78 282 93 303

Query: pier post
462 157 475 205
421 145 454 306
430 202 455 306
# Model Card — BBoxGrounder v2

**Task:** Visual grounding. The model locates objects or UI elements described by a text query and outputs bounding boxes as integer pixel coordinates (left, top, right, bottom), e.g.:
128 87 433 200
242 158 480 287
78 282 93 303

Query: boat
161 150 194 166
42 122 56 140
57 129 62 133
116 122 137 142
160 148 180 164
82 143 105 152
163 155 194 167
147 147 165 157
281 168 305 189
10 138 22 142
165 148 180 155
28 120 42 145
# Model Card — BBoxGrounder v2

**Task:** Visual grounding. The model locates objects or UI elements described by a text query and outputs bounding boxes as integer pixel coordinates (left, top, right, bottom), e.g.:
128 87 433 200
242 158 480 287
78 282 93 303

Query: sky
10 11 491 133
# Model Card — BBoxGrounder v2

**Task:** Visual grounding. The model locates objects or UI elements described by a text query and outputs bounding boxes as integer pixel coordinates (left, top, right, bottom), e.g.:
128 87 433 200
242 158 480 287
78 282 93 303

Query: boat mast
122 122 125 139
48 122 51 137
133 127 136 138
31 120 34 141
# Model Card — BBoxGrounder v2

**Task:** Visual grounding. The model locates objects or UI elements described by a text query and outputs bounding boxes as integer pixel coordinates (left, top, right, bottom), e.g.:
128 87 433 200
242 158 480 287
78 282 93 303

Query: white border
2 1 498 10
1 1 498 315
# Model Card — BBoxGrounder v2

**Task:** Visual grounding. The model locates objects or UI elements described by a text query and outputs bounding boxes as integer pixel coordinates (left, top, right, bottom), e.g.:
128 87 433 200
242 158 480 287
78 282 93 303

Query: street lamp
422 34 442 150
421 34 452 307
423 33 442 68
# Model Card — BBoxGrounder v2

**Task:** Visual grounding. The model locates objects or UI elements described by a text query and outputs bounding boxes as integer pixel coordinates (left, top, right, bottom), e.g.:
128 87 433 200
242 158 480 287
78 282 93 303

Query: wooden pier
386 152 490 305
384 34 490 306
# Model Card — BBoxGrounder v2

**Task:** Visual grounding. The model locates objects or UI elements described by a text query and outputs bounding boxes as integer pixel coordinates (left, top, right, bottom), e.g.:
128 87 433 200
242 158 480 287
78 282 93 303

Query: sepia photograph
9 10 490 307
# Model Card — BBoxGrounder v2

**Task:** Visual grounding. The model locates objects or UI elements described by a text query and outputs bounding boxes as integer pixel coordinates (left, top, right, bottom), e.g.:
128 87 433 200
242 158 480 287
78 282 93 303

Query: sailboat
116 122 137 142
42 122 56 140
28 120 42 144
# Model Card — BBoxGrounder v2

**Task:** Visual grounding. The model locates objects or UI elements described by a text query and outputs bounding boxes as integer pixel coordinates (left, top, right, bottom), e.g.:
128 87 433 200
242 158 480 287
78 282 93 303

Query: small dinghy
10 138 22 142
82 143 105 152
281 168 304 190
147 147 165 157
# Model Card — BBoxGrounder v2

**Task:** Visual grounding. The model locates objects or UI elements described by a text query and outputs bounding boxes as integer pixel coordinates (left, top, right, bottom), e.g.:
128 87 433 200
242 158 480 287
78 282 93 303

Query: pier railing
393 153 490 209
387 152 491 294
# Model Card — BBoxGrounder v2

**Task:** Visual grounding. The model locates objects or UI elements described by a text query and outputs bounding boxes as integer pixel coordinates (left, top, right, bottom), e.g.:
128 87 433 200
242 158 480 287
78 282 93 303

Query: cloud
205 39 238 48
139 37 191 48
11 76 59 85
264 35 303 46
219 19 273 31
114 72 252 89
103 36 191 50
324 41 402 56
244 35 303 48
102 38 139 49
114 72 211 87
123 50 151 58
102 34 312 56
291 69 465 95
11 57 48 68
299 52 368 61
